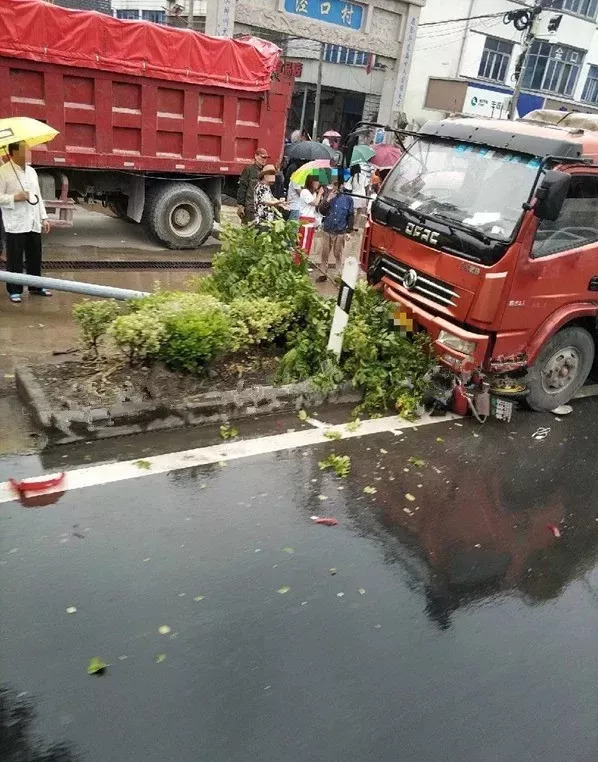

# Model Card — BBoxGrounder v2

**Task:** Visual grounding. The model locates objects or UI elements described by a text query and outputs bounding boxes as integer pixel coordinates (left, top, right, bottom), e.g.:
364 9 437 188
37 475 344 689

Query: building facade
111 1 425 137
53 0 112 11
404 0 598 127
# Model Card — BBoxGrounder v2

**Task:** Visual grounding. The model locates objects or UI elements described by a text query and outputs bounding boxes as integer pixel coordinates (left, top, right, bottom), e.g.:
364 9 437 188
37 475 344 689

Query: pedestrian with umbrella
322 130 341 150
345 144 375 229
0 117 57 304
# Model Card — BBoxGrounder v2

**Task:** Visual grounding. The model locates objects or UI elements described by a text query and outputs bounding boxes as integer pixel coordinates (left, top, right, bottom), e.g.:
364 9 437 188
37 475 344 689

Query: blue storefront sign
283 0 364 31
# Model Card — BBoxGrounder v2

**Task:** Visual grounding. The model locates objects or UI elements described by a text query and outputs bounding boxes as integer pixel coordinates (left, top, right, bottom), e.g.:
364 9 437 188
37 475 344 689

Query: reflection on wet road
2 404 598 761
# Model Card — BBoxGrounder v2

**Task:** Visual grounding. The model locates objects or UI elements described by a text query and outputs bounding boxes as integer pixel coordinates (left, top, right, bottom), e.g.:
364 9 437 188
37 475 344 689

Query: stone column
378 3 421 127
204 0 237 37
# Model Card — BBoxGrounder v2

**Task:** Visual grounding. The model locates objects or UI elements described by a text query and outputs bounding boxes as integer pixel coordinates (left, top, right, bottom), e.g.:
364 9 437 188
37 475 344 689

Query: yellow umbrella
0 116 58 151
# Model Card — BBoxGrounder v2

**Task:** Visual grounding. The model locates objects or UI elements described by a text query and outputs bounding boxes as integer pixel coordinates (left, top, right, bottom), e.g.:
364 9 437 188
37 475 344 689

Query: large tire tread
145 183 213 249
526 326 594 411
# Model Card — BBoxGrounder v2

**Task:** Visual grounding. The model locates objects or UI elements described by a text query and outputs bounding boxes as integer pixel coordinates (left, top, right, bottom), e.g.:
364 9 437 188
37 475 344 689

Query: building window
541 0 598 21
522 41 584 97
478 37 513 83
115 9 140 20
582 65 598 103
142 10 166 24
324 44 369 67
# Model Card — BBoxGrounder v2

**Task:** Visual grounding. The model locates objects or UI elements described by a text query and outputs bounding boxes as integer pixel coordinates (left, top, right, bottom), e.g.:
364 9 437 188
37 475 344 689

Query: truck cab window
532 175 598 258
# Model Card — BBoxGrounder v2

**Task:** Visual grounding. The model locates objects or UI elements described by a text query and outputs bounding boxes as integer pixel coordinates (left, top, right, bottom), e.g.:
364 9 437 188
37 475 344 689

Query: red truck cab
361 111 598 411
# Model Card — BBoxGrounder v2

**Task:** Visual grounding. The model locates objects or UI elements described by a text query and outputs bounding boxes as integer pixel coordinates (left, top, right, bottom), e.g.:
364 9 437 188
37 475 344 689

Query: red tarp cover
0 0 280 92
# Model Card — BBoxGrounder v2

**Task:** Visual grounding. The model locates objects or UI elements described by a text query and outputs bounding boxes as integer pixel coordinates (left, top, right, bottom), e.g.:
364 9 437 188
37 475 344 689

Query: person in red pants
0 141 51 304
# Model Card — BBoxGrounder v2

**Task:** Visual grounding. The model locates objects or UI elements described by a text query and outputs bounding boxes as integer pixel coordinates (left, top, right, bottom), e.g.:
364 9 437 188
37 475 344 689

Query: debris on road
311 516 339 526
323 429 342 440
408 457 426 467
155 654 166 663
532 427 551 441
87 657 108 676
548 524 562 538
219 424 238 440
66 606 77 614
158 625 171 635
277 586 291 594
135 460 152 470
9 471 65 494
318 454 351 477
363 486 377 495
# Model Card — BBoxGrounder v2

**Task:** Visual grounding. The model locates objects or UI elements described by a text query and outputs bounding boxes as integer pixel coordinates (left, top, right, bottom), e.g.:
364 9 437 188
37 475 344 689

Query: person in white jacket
0 141 51 303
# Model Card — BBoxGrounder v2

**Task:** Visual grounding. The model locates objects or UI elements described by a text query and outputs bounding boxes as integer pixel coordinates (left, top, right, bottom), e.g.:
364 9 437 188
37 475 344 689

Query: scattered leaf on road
135 460 152 470
405 493 416 502
158 625 171 635
380 448 388 455
282 547 295 554
193 596 205 602
66 606 77 614
346 418 361 432
323 430 342 440
87 657 108 676
319 454 351 478
336 592 344 598
155 654 166 664
318 494 328 501
408 457 426 468
277 586 290 595
436 437 444 443
358 588 366 595
298 409 308 421
219 424 239 440
363 486 377 495
329 568 337 575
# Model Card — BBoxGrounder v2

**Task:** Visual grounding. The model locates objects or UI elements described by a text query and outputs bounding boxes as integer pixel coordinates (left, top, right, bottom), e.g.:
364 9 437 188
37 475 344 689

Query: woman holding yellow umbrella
0 117 59 304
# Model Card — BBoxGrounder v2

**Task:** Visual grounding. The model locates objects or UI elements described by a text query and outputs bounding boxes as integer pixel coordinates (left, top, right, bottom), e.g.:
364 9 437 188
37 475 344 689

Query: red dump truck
0 0 295 248
361 111 598 411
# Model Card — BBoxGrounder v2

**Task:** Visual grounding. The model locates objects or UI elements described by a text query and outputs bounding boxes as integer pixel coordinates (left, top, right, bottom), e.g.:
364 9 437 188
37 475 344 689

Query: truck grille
379 254 459 308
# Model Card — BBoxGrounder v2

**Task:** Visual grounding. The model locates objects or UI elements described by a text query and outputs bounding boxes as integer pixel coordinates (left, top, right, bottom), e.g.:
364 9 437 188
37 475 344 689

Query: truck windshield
381 140 541 241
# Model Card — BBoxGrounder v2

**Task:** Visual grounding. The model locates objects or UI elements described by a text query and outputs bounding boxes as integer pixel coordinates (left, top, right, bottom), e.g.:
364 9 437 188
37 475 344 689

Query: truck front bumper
384 284 490 373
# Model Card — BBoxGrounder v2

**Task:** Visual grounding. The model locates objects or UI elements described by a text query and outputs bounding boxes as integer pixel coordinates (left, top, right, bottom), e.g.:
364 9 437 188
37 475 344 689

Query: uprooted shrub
72 300 122 354
159 306 234 372
108 311 166 365
229 297 294 349
70 221 435 416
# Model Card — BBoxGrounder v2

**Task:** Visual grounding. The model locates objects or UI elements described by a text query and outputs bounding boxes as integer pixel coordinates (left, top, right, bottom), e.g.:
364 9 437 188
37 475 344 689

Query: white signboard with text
463 85 511 120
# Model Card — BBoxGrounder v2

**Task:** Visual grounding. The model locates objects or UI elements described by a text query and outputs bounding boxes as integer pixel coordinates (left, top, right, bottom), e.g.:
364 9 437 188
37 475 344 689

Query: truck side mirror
533 170 570 221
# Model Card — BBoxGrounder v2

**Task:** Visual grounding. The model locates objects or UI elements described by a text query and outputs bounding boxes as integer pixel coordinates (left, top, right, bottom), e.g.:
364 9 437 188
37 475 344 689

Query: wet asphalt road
2 404 598 762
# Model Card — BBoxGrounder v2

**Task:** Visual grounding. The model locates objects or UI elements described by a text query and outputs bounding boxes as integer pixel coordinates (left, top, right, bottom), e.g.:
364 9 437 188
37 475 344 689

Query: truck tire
108 196 134 222
526 326 594 411
145 183 214 249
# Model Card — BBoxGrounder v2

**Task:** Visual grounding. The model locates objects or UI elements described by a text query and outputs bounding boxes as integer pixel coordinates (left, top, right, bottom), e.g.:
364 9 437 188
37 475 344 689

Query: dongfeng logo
405 222 440 246
402 269 418 289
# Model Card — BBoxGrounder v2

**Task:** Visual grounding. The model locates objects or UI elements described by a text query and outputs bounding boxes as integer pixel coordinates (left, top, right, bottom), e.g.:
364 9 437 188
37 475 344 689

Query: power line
419 11 508 27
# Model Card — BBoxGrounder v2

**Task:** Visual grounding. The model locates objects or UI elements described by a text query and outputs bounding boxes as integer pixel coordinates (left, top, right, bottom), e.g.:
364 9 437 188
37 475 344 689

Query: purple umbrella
371 144 403 168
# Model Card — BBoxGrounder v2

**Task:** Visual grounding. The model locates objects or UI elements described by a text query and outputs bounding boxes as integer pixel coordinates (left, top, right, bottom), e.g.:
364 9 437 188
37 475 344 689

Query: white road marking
0 412 456 504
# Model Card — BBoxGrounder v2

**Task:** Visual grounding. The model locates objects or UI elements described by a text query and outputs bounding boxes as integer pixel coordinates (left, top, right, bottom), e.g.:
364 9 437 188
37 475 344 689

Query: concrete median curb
15 364 362 446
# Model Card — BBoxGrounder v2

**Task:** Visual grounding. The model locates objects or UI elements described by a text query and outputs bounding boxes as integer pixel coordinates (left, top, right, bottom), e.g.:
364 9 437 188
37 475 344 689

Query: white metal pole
327 255 359 359
0 272 148 300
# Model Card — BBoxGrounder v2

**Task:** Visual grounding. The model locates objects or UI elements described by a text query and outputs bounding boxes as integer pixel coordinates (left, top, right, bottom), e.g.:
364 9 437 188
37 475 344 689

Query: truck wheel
108 196 134 222
145 183 213 249
526 326 594 411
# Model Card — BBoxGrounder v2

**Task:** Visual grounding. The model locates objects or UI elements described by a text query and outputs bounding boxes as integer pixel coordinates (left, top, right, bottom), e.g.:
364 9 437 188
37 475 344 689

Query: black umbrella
285 140 334 162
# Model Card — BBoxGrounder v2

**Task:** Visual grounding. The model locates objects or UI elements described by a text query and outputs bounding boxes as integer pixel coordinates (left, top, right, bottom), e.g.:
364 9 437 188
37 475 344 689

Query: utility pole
187 0 194 30
508 2 542 120
299 84 309 136
312 42 324 140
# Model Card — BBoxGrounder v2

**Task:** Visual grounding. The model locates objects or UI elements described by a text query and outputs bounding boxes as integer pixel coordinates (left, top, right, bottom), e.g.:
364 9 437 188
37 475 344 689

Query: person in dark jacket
317 182 354 280
237 148 269 224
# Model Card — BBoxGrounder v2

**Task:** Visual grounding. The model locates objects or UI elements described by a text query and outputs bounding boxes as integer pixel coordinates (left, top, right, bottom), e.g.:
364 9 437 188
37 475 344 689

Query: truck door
503 173 598 338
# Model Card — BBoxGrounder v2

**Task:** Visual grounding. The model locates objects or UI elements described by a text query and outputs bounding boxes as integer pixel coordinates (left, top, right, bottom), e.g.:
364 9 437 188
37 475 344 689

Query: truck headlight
438 330 476 355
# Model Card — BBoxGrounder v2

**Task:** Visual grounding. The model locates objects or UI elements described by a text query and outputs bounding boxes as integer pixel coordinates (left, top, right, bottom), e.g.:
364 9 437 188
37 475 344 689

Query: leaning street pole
0 272 148 301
